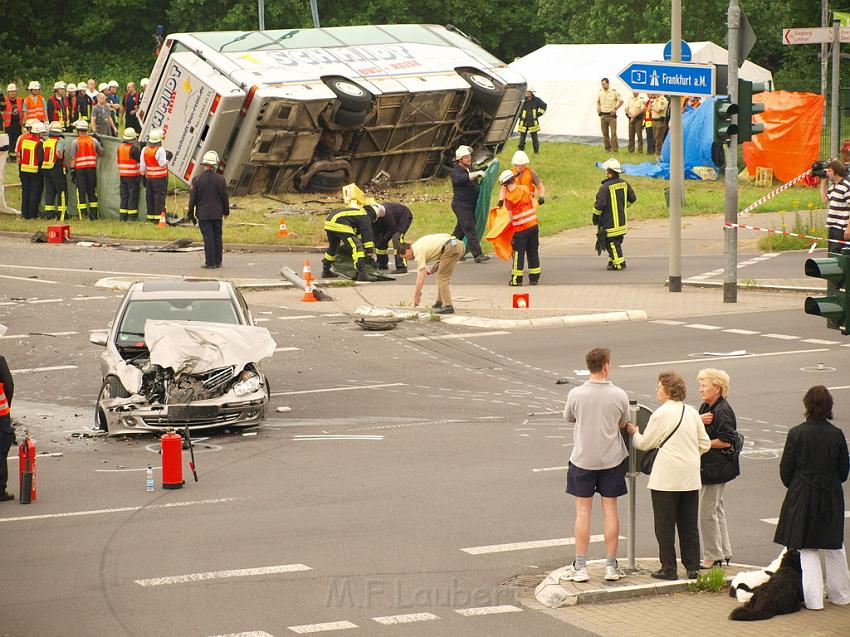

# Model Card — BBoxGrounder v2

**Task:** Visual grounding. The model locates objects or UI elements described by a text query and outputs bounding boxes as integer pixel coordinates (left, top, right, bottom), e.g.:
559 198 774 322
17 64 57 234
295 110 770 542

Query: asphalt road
0 236 847 637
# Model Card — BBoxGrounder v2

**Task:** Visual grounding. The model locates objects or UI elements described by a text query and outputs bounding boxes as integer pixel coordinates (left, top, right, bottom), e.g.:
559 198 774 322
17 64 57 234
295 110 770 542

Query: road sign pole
832 19 841 159
823 0 829 110
669 0 683 292
724 0 740 304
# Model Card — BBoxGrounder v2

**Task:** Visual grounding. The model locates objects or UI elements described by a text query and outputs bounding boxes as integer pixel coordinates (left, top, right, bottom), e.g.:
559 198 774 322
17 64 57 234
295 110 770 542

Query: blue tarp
597 97 718 180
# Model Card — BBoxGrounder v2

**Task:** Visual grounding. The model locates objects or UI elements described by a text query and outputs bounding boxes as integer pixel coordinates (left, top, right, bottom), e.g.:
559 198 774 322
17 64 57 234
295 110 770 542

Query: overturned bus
137 24 525 195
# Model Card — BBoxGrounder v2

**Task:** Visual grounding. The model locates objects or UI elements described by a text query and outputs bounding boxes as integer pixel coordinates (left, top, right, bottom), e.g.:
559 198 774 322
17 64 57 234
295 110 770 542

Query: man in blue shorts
561 347 630 583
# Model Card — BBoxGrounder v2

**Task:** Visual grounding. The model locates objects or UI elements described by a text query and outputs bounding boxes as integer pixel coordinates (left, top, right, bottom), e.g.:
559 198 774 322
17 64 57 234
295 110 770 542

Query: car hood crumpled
144 320 276 376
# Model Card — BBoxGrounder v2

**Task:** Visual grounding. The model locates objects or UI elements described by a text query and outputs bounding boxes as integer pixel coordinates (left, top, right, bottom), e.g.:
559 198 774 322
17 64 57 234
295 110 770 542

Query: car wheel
306 169 348 193
333 106 370 128
95 376 130 432
323 77 373 111
459 71 504 110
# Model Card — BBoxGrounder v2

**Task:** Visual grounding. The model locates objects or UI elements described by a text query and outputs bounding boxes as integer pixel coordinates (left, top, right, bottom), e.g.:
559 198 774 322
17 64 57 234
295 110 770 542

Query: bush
688 567 726 593
756 210 827 252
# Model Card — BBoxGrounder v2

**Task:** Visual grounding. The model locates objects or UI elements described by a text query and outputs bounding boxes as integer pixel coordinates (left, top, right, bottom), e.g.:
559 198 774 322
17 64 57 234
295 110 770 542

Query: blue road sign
663 39 692 62
618 61 715 97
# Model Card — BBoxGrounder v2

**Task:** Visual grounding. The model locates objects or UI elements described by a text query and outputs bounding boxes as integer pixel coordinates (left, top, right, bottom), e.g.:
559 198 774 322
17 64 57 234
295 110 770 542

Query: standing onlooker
625 91 647 154
593 158 636 271
0 350 15 501
497 169 540 286
560 347 630 584
107 81 120 126
117 127 141 221
2 83 23 159
42 121 67 220
626 371 710 581
403 233 463 314
187 151 229 269
85 79 98 104
450 145 489 263
78 80 94 123
696 368 739 569
650 93 669 155
596 78 623 153
91 93 117 137
141 128 169 223
23 81 46 123
517 87 547 155
774 386 850 610
66 119 103 220
370 202 413 274
66 84 80 129
820 159 850 254
16 120 44 219
122 82 141 133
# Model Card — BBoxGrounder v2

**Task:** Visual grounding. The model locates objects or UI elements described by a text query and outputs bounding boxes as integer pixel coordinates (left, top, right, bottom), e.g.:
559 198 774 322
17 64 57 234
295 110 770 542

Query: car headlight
232 371 261 397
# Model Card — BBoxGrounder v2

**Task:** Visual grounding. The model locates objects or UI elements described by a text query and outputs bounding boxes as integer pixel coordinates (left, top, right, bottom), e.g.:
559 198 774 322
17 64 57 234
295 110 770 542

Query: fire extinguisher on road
19 431 36 504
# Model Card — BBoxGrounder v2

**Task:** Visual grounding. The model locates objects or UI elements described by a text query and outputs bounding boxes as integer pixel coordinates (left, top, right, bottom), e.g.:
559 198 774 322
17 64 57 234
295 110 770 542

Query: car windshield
116 299 240 343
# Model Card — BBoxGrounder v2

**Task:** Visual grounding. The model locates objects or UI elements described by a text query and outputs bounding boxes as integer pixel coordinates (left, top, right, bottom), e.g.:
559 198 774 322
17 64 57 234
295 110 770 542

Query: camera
812 160 829 178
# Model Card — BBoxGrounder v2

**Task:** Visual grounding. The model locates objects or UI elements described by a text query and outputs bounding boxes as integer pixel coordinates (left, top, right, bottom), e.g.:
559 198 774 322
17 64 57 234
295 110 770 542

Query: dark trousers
518 130 540 154
606 235 625 269
828 226 846 255
43 168 67 220
119 176 141 221
510 225 540 285
125 114 141 134
19 171 42 219
145 176 167 222
645 124 656 154
8 124 21 157
376 231 408 269
651 489 701 573
199 219 223 267
0 430 13 492
75 168 98 220
628 118 643 152
452 202 482 257
324 230 366 270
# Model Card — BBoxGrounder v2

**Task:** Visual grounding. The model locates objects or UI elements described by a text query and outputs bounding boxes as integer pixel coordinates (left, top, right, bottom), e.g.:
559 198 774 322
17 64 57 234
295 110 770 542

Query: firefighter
497 169 541 286
42 121 67 221
47 81 70 130
117 127 141 222
370 202 413 274
75 80 93 124
122 82 141 133
322 186 377 281
107 80 121 127
450 145 489 262
140 128 169 223
517 87 547 154
23 81 46 123
66 119 103 220
16 120 44 219
65 83 80 129
593 158 636 271
511 150 546 204
0 351 15 502
2 83 23 159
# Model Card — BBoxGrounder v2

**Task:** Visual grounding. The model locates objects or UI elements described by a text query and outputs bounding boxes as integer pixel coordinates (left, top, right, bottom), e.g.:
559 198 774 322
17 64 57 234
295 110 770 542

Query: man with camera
819 159 850 254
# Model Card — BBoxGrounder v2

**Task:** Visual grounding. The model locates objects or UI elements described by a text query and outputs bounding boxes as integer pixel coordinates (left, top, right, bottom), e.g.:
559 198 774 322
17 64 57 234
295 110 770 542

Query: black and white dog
729 548 786 603
729 549 803 621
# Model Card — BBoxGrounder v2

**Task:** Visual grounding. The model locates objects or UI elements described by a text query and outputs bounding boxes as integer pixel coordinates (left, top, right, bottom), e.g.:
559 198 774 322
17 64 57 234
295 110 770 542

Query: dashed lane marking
26 298 63 304
532 466 569 472
406 330 510 342
803 338 840 345
650 320 685 325
277 315 317 321
0 497 237 523
761 333 799 340
11 364 78 374
275 347 300 352
461 534 623 555
288 621 358 633
271 383 405 396
208 633 272 637
0 273 59 284
455 605 523 617
684 323 723 330
293 435 384 441
619 348 829 368
136 563 312 587
828 385 850 390
723 328 760 335
372 613 440 625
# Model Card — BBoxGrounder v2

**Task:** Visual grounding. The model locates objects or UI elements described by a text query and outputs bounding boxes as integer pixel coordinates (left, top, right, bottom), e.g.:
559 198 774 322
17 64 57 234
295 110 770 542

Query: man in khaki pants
403 234 463 315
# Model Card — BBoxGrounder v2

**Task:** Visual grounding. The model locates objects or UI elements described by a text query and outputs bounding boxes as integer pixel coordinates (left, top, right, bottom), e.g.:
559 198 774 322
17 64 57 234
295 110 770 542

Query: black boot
321 260 338 278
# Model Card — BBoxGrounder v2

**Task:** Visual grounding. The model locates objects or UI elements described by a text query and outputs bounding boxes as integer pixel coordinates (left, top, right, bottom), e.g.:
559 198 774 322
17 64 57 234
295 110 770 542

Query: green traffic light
713 98 738 144
804 251 850 334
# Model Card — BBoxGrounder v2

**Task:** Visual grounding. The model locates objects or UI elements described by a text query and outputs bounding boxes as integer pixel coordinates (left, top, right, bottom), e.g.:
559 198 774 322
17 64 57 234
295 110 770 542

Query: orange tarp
484 206 514 260
743 91 823 183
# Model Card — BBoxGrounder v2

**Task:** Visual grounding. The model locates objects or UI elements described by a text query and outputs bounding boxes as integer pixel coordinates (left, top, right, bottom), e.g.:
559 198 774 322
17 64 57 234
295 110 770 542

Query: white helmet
24 118 36 129
366 203 385 218
140 77 150 88
108 80 119 88
48 121 64 135
98 82 108 92
53 81 66 90
123 127 138 140
148 129 163 144
455 145 473 161
66 83 77 91
498 169 516 185
526 86 535 93
28 81 40 91
74 119 90 131
6 83 16 92
201 150 219 166
602 158 623 174
31 121 47 135
511 150 530 166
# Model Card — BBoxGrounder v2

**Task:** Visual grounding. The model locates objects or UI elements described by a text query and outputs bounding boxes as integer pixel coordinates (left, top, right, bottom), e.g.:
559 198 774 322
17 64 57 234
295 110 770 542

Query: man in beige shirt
403 234 463 314
649 93 670 157
625 92 647 154
596 78 623 152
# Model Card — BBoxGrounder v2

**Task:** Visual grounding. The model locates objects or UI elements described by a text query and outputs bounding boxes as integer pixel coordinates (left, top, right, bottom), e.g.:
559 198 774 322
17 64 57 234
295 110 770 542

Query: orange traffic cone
278 217 290 238
158 211 167 228
302 259 318 302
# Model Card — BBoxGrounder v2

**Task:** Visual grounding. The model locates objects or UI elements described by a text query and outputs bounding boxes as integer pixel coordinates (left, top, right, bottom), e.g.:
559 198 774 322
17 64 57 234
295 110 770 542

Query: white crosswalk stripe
287 621 358 633
371 613 440 625
455 605 523 616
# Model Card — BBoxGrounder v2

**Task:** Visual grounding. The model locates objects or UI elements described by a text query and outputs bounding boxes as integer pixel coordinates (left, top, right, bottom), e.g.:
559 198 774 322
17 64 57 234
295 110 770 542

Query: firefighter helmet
511 150 530 166
140 77 150 88
53 81 66 90
147 129 163 144
31 121 47 135
454 145 473 161
74 119 90 131
122 127 138 140
28 81 41 91
498 169 516 185
6 83 17 92
66 83 77 92
48 121 64 135
201 150 219 166
602 158 623 174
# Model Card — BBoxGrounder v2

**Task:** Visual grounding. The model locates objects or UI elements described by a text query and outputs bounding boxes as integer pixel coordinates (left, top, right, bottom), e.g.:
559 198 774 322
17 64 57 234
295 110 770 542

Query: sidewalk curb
683 280 822 293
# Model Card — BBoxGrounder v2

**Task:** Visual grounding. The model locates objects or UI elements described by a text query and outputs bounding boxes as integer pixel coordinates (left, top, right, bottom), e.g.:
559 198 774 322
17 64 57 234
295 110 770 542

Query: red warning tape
738 168 813 217
723 222 850 248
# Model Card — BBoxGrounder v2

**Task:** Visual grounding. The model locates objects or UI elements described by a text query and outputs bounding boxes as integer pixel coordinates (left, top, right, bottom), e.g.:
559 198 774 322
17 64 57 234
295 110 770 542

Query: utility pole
258 0 265 30
832 19 841 159
669 0 683 292
723 0 740 303
822 0 829 101
310 0 321 28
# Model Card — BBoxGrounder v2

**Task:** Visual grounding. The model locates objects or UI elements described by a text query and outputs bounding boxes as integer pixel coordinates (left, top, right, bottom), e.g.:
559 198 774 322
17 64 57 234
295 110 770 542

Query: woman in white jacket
626 371 710 580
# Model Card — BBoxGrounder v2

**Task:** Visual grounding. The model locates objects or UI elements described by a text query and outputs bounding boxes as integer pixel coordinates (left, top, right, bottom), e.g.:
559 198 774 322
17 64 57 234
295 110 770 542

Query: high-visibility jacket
644 100 653 129
24 94 46 122
512 166 539 195
48 96 70 128
517 96 547 133
505 185 538 231
0 381 10 416
18 133 42 173
42 137 62 170
74 135 97 169
117 142 140 177
2 96 23 128
324 206 375 249
143 146 168 178
593 176 636 238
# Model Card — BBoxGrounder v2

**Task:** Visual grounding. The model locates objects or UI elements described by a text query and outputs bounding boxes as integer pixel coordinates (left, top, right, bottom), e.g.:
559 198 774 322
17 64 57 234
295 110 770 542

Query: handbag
640 405 685 475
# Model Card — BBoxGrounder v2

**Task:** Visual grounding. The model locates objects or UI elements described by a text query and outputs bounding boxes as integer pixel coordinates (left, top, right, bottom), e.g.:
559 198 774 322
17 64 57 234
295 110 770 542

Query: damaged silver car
89 280 275 435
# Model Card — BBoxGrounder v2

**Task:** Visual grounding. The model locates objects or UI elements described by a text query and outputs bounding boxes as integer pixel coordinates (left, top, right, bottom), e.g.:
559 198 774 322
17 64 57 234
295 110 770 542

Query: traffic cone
302 259 318 302
278 217 290 238
158 211 167 228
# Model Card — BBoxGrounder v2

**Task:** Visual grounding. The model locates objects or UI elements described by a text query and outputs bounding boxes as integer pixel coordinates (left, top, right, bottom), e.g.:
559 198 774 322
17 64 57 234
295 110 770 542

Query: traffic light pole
669 0 683 292
831 19 840 160
724 0 740 304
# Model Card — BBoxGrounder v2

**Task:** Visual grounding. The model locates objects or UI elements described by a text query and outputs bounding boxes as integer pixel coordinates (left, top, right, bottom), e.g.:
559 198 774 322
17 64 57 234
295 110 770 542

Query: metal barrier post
626 400 639 572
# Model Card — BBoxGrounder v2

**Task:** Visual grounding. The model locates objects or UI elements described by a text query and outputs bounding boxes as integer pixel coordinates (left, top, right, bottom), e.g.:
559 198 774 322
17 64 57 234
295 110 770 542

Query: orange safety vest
143 146 168 178
24 94 46 122
117 143 140 177
512 166 537 195
42 137 60 170
18 134 41 173
505 185 538 231
2 96 23 128
644 99 653 128
74 135 97 170
0 381 9 417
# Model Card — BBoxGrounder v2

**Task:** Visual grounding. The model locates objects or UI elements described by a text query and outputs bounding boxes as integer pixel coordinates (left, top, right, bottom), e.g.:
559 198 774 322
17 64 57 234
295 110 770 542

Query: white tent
508 42 774 143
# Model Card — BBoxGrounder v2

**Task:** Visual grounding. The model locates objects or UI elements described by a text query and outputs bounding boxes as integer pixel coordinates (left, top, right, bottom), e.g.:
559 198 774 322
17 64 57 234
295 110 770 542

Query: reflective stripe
19 138 40 173
25 95 46 121
606 182 628 237
117 143 140 176
511 208 538 227
324 221 356 234
42 138 58 169
74 136 97 169
0 382 9 417
143 147 168 178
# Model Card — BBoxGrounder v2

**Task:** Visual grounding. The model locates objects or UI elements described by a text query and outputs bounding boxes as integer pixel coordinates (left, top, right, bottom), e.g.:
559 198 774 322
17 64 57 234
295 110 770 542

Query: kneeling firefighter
322 183 379 281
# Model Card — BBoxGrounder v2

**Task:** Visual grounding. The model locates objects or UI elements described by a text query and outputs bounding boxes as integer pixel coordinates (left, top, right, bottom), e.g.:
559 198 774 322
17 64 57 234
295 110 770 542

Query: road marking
803 338 840 345
271 383 405 396
26 298 63 304
406 330 510 342
136 563 312 587
723 328 760 335
96 466 162 473
619 349 829 368
277 315 317 320
761 511 850 525
372 613 440 625
455 605 522 617
69 295 110 301
461 534 621 555
275 347 301 352
827 385 850 390
761 333 799 340
0 334 29 339
650 320 685 325
208 632 273 637
685 323 723 330
0 263 174 278
288 621 358 633
0 274 59 284
11 365 78 374
293 435 384 441
532 466 569 472
0 497 237 523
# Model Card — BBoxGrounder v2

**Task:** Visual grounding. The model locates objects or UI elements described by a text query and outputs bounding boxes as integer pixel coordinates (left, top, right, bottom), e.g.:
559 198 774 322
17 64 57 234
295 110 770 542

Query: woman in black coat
774 385 850 610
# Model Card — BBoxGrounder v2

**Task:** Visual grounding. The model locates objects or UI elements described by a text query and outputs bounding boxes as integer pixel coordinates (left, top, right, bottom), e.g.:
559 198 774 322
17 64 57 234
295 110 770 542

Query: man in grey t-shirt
91 93 117 137
560 347 630 584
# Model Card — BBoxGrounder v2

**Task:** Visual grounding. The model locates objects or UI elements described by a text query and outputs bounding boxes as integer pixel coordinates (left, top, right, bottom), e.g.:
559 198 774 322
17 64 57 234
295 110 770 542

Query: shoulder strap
658 405 686 449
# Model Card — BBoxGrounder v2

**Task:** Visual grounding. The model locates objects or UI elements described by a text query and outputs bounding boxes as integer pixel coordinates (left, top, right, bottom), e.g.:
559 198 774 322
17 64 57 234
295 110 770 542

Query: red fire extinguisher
19 431 37 504
161 430 184 489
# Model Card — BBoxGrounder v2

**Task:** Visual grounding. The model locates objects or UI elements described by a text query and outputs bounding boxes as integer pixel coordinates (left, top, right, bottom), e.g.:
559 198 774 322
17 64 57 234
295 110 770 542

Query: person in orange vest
23 81 46 123
2 83 24 160
140 128 169 223
0 350 15 501
117 127 142 222
16 120 44 219
510 150 546 204
47 81 70 130
66 119 103 220
42 121 67 220
497 169 541 286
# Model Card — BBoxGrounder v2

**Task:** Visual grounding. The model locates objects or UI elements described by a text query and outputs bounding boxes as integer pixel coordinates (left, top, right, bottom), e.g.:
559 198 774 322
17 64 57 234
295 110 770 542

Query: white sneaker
559 564 589 583
605 564 621 581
